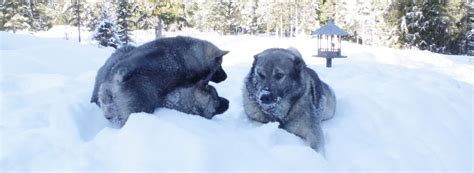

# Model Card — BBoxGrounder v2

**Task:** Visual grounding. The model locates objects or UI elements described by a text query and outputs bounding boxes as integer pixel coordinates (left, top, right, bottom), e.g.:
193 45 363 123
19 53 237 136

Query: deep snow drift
1 30 473 172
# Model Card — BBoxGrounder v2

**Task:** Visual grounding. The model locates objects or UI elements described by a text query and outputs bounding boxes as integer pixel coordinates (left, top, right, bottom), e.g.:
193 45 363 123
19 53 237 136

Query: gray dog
91 36 229 128
243 47 336 154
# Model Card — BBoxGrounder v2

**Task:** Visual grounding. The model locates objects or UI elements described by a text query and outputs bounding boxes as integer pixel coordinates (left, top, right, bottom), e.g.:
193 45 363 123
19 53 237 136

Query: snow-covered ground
1 28 473 172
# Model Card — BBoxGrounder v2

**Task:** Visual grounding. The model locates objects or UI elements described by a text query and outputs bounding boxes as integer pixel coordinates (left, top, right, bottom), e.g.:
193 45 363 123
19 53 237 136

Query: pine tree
467 29 474 55
146 0 189 36
62 1 98 29
446 0 469 55
26 2 52 31
295 1 319 35
92 5 119 49
116 0 133 47
466 2 474 55
182 2 199 29
85 3 101 31
64 1 83 27
186 1 202 30
0 1 30 32
386 0 467 54
399 1 450 53
372 0 393 46
241 0 260 34
206 1 242 35
262 1 290 37
129 1 154 30
239 0 269 35
317 0 334 25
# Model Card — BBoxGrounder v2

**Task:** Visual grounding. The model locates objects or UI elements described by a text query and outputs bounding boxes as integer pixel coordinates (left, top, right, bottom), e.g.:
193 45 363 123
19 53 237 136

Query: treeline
0 0 470 55
331 0 468 55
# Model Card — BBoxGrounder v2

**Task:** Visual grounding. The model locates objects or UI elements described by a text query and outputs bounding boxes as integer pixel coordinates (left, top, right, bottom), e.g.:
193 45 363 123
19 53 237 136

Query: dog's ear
206 44 228 61
219 50 229 57
213 50 228 64
253 53 260 60
287 47 302 58
294 57 306 74
287 47 305 73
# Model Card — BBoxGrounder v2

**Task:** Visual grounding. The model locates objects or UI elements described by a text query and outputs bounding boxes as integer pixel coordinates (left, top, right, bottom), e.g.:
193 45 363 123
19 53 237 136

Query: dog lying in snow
91 36 229 128
243 47 336 154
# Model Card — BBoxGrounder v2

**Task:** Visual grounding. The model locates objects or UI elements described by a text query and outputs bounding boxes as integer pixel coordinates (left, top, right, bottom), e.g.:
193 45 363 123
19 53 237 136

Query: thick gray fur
91 36 229 128
91 45 136 106
242 47 336 154
164 84 229 119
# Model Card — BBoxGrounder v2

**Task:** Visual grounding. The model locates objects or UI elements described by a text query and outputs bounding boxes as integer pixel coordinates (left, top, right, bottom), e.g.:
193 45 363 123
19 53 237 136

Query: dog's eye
274 73 284 80
258 72 265 79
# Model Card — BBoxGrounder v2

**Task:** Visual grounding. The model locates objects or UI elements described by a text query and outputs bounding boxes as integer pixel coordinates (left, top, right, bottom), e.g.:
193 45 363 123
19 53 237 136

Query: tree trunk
155 17 162 38
77 0 81 43
279 9 283 38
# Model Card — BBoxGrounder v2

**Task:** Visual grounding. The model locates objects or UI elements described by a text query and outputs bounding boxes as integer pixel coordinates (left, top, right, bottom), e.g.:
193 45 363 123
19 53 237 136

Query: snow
1 30 473 172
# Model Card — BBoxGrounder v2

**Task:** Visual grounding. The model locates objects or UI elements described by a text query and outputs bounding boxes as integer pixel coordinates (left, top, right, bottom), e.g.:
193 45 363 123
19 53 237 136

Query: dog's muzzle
260 94 278 104
216 97 229 114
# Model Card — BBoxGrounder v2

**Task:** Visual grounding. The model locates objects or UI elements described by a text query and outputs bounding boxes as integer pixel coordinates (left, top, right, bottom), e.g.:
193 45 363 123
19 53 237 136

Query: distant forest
0 0 471 55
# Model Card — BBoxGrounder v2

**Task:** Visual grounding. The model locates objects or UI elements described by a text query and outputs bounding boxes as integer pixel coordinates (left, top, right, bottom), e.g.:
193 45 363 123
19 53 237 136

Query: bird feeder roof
311 20 348 36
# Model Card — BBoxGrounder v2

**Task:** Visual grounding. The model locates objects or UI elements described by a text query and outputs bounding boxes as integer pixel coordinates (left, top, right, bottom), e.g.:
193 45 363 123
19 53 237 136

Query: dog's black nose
216 97 229 114
259 94 274 104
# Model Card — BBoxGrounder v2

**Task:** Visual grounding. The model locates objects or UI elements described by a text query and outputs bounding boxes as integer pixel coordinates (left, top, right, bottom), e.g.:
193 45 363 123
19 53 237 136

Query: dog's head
203 42 228 84
193 85 229 118
181 36 229 84
165 84 229 119
248 48 306 118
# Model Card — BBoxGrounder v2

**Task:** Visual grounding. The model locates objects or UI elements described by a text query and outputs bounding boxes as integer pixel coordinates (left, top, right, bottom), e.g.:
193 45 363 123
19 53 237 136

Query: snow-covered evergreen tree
241 0 260 34
292 1 319 35
262 1 290 37
317 0 335 24
115 0 133 47
388 0 467 54
334 0 358 42
467 2 474 55
92 5 119 49
26 2 52 31
85 3 101 31
467 29 474 55
129 1 154 30
445 0 469 55
206 1 242 35
400 1 450 52
0 1 30 32
63 1 97 29
240 0 267 35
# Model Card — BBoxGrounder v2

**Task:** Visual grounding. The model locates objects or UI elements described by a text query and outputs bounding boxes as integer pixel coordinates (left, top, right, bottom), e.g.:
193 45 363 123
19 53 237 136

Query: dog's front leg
283 118 326 155
307 124 325 156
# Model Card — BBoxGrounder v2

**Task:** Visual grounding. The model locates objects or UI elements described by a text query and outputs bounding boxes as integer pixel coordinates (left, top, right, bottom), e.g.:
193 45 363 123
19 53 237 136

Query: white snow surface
1 30 473 172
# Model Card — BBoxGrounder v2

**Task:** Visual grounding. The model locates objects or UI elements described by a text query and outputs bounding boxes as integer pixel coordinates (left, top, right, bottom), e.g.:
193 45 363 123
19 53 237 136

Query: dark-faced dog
243 47 336 154
91 36 229 127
